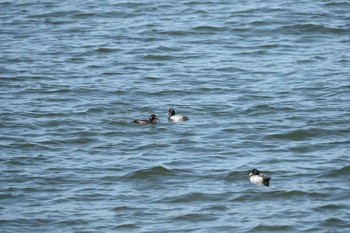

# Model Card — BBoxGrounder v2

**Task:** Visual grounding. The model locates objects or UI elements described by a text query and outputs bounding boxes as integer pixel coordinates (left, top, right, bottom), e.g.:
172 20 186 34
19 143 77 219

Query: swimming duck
134 114 159 124
249 168 271 185
167 108 189 121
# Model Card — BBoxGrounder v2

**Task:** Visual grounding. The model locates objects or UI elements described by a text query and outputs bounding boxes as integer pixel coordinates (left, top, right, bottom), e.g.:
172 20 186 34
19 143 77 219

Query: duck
249 168 271 185
167 108 189 121
134 114 159 124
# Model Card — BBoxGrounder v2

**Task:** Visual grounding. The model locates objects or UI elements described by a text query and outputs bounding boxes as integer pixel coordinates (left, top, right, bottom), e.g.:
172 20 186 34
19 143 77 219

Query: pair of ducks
134 108 189 124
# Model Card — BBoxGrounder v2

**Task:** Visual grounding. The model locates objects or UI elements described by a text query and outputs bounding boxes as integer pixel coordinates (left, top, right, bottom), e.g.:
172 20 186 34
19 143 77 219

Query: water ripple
1 0 350 232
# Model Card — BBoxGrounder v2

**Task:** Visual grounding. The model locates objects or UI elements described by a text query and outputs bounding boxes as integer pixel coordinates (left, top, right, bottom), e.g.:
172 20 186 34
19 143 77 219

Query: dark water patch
242 103 279 115
99 175 123 183
50 137 99 146
121 142 172 153
192 25 226 32
146 89 198 97
173 212 218 222
86 105 111 113
201 204 230 212
144 75 163 81
251 224 295 232
276 23 349 35
232 190 327 202
270 190 328 199
0 2 11 6
289 144 323 153
73 12 97 19
158 29 189 36
113 223 140 231
111 205 148 214
44 18 71 25
155 45 183 52
3 154 48 166
116 2 149 8
161 192 222 204
318 217 350 228
0 218 57 232
122 166 188 181
224 171 249 184
253 224 296 232
0 193 17 200
213 66 248 73
102 118 134 127
142 54 174 61
34 176 80 186
63 192 113 202
28 10 83 19
314 203 348 212
266 129 322 141
324 166 350 177
249 19 285 27
323 1 350 8
94 47 119 53
21 186 66 194
100 71 128 78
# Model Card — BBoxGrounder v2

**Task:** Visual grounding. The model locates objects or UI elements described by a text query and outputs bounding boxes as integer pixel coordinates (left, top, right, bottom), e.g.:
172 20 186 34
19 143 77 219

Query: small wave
94 47 117 53
113 223 140 231
173 212 218 222
192 25 225 31
161 192 223 204
4 154 48 165
266 129 320 141
232 190 326 202
17 140 61 150
0 193 17 200
142 54 173 61
276 23 349 35
154 45 182 52
29 10 82 19
224 171 248 184
314 204 344 211
39 137 98 146
270 190 328 199
0 218 54 225
86 105 109 113
159 29 188 36
323 1 350 8
318 217 349 228
122 165 178 180
325 166 350 177
73 13 96 19
250 224 294 232
0 2 11 6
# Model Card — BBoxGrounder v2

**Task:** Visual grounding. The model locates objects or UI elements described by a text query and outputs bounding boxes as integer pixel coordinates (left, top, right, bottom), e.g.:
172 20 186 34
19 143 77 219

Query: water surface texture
1 0 350 232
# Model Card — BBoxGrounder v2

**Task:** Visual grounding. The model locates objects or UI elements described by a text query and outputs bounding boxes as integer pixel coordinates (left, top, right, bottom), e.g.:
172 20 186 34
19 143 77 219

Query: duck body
134 114 158 124
249 168 271 185
167 108 189 121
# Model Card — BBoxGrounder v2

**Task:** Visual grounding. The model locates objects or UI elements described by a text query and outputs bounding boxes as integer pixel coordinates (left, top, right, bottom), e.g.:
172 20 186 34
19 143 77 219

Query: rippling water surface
1 0 350 232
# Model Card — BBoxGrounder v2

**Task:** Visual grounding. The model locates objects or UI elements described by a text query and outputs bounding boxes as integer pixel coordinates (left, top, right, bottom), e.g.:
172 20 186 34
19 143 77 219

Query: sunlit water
1 1 350 232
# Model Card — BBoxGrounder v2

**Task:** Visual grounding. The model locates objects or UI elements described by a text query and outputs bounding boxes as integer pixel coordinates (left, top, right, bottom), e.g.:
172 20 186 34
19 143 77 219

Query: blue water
1 0 350 232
